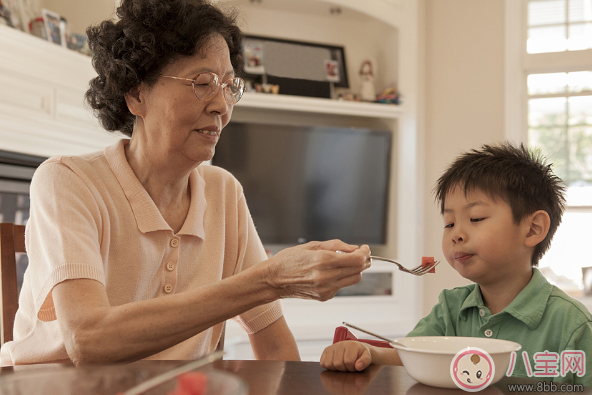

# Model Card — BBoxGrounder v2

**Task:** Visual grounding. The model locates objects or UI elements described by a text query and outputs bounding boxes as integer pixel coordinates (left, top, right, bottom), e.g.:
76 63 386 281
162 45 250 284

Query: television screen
212 122 391 245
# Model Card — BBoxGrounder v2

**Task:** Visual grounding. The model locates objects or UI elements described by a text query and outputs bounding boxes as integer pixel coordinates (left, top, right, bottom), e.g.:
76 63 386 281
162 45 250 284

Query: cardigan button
484 329 493 337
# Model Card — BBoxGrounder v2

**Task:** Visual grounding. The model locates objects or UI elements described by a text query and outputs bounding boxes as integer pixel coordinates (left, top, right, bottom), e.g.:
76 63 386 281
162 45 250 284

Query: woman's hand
320 341 373 372
263 240 371 301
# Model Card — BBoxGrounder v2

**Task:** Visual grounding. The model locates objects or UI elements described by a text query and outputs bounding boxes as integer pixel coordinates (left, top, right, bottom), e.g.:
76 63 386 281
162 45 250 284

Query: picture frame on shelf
325 59 340 83
243 39 265 75
28 16 47 39
241 35 349 99
67 32 92 56
41 8 65 46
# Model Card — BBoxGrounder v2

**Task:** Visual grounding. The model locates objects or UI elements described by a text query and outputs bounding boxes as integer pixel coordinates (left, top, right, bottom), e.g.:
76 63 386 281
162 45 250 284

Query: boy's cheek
446 257 457 270
441 248 460 270
441 240 452 262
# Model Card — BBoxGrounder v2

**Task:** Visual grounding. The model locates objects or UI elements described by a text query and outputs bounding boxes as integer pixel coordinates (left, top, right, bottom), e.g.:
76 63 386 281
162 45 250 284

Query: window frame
505 0 592 305
506 0 592 143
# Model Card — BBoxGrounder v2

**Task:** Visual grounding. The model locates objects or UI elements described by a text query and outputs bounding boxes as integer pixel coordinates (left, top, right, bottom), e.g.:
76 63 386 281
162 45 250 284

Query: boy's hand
320 341 372 372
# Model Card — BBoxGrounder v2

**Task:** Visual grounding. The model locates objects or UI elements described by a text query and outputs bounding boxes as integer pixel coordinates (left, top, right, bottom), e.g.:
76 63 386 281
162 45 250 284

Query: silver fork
336 251 439 276
370 255 439 276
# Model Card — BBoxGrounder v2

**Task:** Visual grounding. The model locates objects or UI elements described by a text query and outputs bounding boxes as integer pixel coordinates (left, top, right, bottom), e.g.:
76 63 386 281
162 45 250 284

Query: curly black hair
85 0 243 137
434 142 566 266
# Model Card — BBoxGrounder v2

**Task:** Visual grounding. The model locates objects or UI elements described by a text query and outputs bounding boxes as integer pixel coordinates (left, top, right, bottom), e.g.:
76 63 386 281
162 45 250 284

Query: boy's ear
124 84 146 117
524 210 550 248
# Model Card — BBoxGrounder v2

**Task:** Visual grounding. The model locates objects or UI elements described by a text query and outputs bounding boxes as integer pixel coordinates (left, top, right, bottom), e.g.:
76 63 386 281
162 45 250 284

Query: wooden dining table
1 359 590 395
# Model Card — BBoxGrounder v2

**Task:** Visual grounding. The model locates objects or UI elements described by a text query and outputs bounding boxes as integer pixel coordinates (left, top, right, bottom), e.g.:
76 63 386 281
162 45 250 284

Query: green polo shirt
407 269 592 387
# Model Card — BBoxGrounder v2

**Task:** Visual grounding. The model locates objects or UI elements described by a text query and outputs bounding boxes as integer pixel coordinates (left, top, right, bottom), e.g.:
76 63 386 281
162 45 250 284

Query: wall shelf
238 92 402 119
0 24 401 158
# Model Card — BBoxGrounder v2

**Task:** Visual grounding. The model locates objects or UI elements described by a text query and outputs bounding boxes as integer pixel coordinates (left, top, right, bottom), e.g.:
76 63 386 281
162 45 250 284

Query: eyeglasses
161 72 245 105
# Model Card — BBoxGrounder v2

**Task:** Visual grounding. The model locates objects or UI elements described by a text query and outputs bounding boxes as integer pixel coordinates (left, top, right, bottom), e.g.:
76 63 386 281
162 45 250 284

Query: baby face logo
450 347 495 392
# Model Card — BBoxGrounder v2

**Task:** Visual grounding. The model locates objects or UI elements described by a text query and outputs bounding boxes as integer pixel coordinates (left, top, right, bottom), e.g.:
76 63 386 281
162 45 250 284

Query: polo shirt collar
459 268 552 329
503 268 552 329
104 139 207 239
459 284 485 318
178 170 207 239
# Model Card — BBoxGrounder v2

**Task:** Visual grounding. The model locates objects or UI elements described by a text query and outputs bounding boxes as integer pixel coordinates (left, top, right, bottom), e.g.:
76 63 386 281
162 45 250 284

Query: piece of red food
168 372 208 395
422 256 436 274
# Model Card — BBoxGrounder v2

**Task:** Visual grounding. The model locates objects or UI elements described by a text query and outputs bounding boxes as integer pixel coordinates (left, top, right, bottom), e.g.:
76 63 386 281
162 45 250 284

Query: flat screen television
212 122 391 245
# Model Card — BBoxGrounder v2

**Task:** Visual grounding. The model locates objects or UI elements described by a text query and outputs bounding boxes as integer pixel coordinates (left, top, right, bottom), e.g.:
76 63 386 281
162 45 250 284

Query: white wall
421 0 506 315
41 0 116 35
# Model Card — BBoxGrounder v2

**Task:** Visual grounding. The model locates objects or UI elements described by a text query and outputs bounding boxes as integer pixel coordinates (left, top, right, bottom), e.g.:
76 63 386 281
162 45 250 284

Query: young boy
320 143 592 386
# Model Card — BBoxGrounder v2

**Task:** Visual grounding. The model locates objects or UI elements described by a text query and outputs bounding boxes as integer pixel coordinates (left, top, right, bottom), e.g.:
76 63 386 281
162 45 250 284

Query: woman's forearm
54 264 278 365
53 241 369 365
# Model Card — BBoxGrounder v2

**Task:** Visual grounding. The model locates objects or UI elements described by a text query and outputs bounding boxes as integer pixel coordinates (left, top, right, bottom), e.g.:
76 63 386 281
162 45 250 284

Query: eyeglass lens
193 73 245 104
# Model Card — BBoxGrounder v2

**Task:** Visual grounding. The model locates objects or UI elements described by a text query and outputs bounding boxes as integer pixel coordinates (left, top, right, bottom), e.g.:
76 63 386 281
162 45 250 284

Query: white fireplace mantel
0 24 402 159
0 24 121 158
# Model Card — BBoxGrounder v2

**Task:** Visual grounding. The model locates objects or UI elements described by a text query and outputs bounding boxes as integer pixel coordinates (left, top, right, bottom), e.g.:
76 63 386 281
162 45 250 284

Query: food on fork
422 257 436 274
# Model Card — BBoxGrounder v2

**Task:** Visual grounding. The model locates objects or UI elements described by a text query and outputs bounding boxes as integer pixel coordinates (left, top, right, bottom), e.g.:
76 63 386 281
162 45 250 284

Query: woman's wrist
253 251 314 301
239 257 284 303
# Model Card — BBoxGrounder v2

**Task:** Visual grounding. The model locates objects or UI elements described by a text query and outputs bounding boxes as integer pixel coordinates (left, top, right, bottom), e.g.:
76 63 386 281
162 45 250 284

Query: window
528 71 592 296
527 0 592 53
521 0 592 297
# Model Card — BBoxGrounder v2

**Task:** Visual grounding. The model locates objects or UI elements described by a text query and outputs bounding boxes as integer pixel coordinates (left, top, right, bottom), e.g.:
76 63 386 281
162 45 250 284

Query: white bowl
390 336 522 389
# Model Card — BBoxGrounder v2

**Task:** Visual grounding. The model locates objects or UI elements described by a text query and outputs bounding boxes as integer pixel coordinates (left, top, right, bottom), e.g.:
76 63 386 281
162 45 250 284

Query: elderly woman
0 0 370 366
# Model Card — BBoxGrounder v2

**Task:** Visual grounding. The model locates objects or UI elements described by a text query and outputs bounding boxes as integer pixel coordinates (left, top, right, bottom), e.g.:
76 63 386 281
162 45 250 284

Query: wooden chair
216 323 225 352
0 223 25 345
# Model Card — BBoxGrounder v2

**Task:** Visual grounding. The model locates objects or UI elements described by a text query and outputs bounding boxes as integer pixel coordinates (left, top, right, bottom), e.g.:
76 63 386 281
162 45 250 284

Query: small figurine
375 84 401 105
359 60 376 102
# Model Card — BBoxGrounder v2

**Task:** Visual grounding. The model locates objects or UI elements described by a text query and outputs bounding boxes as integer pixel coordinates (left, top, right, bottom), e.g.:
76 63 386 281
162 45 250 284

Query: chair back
0 223 25 345
216 322 225 352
